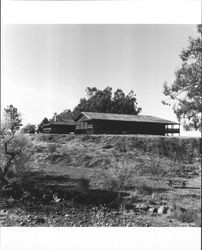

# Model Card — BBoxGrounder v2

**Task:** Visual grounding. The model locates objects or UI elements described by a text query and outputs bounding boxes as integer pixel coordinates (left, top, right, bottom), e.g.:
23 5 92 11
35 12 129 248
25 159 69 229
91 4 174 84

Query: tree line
35 87 142 133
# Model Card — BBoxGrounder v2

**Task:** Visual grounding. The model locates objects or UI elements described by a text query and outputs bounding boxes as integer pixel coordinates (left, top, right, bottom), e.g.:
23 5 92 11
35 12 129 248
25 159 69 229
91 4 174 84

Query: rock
53 193 61 203
157 206 169 215
0 210 8 216
149 207 158 213
167 207 174 215
20 221 27 226
148 208 153 213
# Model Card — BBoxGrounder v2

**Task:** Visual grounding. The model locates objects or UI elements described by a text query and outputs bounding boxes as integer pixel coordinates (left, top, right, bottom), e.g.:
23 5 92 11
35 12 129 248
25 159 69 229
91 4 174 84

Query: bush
171 207 201 226
114 141 127 153
21 124 36 134
100 135 200 163
137 158 167 178
0 133 33 186
104 164 134 191
168 198 201 226
47 143 57 153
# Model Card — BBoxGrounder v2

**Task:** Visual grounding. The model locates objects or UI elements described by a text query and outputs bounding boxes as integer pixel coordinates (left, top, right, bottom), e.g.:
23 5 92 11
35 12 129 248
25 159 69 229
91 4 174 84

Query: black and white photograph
0 1 201 249
1 22 201 227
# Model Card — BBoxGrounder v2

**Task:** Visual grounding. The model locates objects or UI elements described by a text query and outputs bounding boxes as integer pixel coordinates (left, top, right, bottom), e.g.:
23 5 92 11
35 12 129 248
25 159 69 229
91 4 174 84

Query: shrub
48 143 57 153
21 124 36 134
0 133 33 186
171 207 201 226
168 198 201 226
114 142 127 153
104 165 134 191
136 157 167 178
0 105 35 190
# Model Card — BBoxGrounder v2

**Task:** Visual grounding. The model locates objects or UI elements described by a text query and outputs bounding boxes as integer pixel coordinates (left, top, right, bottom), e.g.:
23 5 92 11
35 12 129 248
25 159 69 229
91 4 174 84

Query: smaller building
42 120 75 134
75 112 180 136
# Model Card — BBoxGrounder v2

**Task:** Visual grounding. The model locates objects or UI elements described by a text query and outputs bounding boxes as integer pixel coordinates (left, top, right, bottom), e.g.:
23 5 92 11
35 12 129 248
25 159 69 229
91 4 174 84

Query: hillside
0 134 201 226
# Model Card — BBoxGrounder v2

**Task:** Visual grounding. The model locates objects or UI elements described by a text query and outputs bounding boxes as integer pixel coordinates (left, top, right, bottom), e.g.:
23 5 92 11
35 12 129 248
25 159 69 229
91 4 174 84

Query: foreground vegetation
0 134 201 227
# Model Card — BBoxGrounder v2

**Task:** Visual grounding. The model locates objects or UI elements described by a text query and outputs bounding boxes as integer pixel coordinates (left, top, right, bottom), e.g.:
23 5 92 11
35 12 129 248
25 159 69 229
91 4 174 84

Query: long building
74 112 180 136
42 120 75 134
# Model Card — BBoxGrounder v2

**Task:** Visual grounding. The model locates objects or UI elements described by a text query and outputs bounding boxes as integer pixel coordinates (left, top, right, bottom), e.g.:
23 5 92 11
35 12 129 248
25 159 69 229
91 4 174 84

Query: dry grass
167 197 201 226
14 134 201 226
47 143 57 153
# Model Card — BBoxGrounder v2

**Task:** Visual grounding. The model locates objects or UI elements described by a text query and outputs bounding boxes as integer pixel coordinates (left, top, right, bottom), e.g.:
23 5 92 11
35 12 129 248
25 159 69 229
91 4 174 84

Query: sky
1 24 200 136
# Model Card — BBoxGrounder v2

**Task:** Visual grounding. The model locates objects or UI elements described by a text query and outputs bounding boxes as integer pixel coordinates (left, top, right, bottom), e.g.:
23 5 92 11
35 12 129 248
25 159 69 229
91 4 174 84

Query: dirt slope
0 134 201 226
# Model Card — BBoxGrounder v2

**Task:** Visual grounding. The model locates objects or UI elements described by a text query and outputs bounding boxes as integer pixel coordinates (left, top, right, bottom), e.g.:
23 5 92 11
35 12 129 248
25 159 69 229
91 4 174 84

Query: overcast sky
1 24 200 136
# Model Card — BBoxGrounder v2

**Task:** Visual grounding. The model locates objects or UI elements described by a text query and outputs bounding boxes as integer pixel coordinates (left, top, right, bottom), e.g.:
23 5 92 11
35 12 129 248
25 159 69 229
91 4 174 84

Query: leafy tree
50 109 74 122
3 105 22 134
162 25 202 131
21 124 36 134
0 105 32 186
37 117 49 133
112 89 141 115
73 86 141 117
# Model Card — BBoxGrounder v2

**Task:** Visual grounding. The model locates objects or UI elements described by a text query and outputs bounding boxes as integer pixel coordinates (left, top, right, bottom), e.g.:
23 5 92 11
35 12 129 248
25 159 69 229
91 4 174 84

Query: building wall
75 119 93 134
43 124 75 134
75 117 166 135
92 120 165 135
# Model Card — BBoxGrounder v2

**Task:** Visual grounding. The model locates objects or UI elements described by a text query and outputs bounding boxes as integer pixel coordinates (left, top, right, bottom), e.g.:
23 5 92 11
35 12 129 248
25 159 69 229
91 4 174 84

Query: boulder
157 206 169 215
149 207 158 213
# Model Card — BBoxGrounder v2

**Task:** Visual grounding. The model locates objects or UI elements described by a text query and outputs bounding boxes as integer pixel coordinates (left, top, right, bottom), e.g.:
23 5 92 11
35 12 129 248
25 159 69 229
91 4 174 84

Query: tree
0 105 32 186
3 105 22 134
112 89 141 115
50 109 74 122
37 117 49 133
73 86 141 117
21 124 36 134
162 25 202 131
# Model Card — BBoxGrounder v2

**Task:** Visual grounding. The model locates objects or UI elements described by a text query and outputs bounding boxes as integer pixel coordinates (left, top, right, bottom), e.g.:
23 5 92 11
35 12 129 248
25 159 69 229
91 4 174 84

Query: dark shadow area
174 186 200 189
0 171 122 211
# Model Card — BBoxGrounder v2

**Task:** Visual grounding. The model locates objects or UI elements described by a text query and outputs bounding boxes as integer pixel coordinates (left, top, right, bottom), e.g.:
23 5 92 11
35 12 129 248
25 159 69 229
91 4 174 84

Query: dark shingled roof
75 112 179 125
43 120 75 126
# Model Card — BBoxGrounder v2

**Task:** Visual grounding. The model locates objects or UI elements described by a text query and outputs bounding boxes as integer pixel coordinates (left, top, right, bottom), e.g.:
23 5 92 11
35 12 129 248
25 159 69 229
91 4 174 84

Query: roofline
82 112 92 120
74 112 91 121
43 122 75 126
75 112 180 125
88 118 179 125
